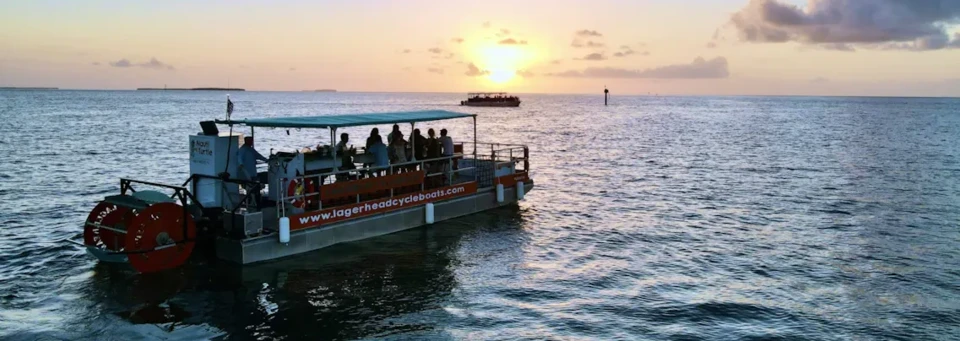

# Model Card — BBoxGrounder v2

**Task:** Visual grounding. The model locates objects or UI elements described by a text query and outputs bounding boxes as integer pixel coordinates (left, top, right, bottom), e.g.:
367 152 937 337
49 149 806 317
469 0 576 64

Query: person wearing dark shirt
365 128 379 150
426 128 441 159
411 128 427 162
425 128 441 173
335 132 356 181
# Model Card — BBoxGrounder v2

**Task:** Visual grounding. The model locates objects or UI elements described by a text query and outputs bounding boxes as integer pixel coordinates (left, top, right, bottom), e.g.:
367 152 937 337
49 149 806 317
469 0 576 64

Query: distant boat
460 92 521 107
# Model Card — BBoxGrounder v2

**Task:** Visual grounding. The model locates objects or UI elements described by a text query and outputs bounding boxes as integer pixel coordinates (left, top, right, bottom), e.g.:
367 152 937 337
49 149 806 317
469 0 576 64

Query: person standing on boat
386 124 401 144
335 132 356 181
412 128 427 162
237 136 267 207
439 129 455 176
362 128 380 177
439 129 454 157
390 132 407 173
426 128 441 171
366 128 380 150
367 135 389 177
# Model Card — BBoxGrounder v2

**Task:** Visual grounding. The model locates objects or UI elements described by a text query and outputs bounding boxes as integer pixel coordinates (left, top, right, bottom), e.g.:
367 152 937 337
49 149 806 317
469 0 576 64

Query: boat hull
460 101 521 107
215 181 533 264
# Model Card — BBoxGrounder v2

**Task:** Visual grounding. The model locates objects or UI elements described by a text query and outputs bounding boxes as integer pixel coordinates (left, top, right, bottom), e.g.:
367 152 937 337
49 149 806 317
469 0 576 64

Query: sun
488 69 515 83
474 44 532 84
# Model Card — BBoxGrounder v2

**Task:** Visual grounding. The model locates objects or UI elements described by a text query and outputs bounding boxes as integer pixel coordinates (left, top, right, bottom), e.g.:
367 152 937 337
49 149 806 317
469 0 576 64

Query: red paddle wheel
83 201 135 251
125 202 196 273
81 180 199 274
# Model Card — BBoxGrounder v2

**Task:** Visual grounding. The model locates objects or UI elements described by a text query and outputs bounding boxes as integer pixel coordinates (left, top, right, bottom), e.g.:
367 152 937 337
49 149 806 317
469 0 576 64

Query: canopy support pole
473 116 477 162
410 122 416 161
331 128 338 173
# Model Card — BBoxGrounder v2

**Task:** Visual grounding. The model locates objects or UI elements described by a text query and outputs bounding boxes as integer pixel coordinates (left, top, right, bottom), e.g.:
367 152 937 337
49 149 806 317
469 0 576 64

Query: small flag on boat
226 96 234 118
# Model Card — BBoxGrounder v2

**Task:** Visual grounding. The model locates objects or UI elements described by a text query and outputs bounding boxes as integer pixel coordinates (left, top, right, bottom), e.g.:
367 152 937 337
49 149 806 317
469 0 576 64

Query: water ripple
1 91 959 340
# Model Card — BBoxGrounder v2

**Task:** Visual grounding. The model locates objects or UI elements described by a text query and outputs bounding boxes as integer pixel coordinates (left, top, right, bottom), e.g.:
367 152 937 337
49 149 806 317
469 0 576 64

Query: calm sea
0 90 958 340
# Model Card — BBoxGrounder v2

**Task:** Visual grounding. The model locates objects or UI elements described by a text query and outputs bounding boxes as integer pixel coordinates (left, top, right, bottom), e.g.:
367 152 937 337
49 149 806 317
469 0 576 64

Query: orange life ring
286 178 317 209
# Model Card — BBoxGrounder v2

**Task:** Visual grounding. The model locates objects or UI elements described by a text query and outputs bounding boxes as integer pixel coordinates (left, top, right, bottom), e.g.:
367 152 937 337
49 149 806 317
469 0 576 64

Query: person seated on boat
237 136 267 207
367 134 389 177
335 132 356 181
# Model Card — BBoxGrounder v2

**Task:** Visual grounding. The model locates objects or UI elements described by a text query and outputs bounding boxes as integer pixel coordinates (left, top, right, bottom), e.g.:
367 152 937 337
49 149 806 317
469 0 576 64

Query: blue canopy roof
217 110 475 129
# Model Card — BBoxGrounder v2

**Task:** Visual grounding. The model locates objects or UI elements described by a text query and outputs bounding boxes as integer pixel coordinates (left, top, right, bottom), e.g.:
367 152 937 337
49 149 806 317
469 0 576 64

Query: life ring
286 178 317 209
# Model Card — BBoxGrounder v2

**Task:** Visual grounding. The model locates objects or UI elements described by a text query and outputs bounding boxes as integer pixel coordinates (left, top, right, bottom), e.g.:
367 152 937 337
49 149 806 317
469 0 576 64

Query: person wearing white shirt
439 129 454 156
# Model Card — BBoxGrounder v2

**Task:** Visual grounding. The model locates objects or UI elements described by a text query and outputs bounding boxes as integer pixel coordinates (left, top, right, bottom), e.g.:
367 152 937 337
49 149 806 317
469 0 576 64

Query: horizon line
1 87 959 99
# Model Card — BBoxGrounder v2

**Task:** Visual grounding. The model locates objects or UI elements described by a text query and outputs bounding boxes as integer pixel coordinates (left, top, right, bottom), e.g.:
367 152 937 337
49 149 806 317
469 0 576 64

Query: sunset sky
2 0 960 96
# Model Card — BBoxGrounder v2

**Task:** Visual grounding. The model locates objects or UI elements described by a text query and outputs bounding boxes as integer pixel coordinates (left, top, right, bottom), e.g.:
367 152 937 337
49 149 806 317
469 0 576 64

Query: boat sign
291 182 478 230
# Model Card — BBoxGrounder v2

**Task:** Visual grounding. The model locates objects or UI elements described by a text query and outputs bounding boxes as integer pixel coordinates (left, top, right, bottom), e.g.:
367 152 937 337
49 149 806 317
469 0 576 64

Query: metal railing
275 153 476 216
476 142 530 172
272 142 529 218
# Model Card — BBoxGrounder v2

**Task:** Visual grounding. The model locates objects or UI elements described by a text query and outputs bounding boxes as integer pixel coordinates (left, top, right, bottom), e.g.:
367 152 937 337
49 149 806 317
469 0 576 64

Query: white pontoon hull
216 181 532 264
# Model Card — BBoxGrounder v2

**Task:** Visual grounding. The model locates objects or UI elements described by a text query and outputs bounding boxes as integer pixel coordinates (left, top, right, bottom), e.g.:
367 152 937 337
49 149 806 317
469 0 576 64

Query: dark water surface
1 90 959 340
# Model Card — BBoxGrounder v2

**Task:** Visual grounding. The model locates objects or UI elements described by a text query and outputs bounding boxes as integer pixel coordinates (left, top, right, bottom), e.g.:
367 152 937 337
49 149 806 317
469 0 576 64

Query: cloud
517 69 535 78
451 37 464 44
91 62 100 66
402 67 413 72
427 67 445 74
289 67 296 71
498 38 528 45
811 77 829 83
614 45 640 57
575 29 603 37
575 52 607 61
571 40 605 48
551 59 563 65
427 47 443 54
139 58 174 70
465 63 490 77
108 57 174 70
547 56 729 79
707 42 717 48
109 59 132 67
402 49 411 53
496 28 511 37
445 53 456 59
822 43 856 51
482 21 491 28
728 0 960 51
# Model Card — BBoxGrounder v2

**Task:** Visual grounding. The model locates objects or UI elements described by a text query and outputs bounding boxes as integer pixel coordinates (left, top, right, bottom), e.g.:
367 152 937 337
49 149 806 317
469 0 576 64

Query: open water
0 90 958 340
